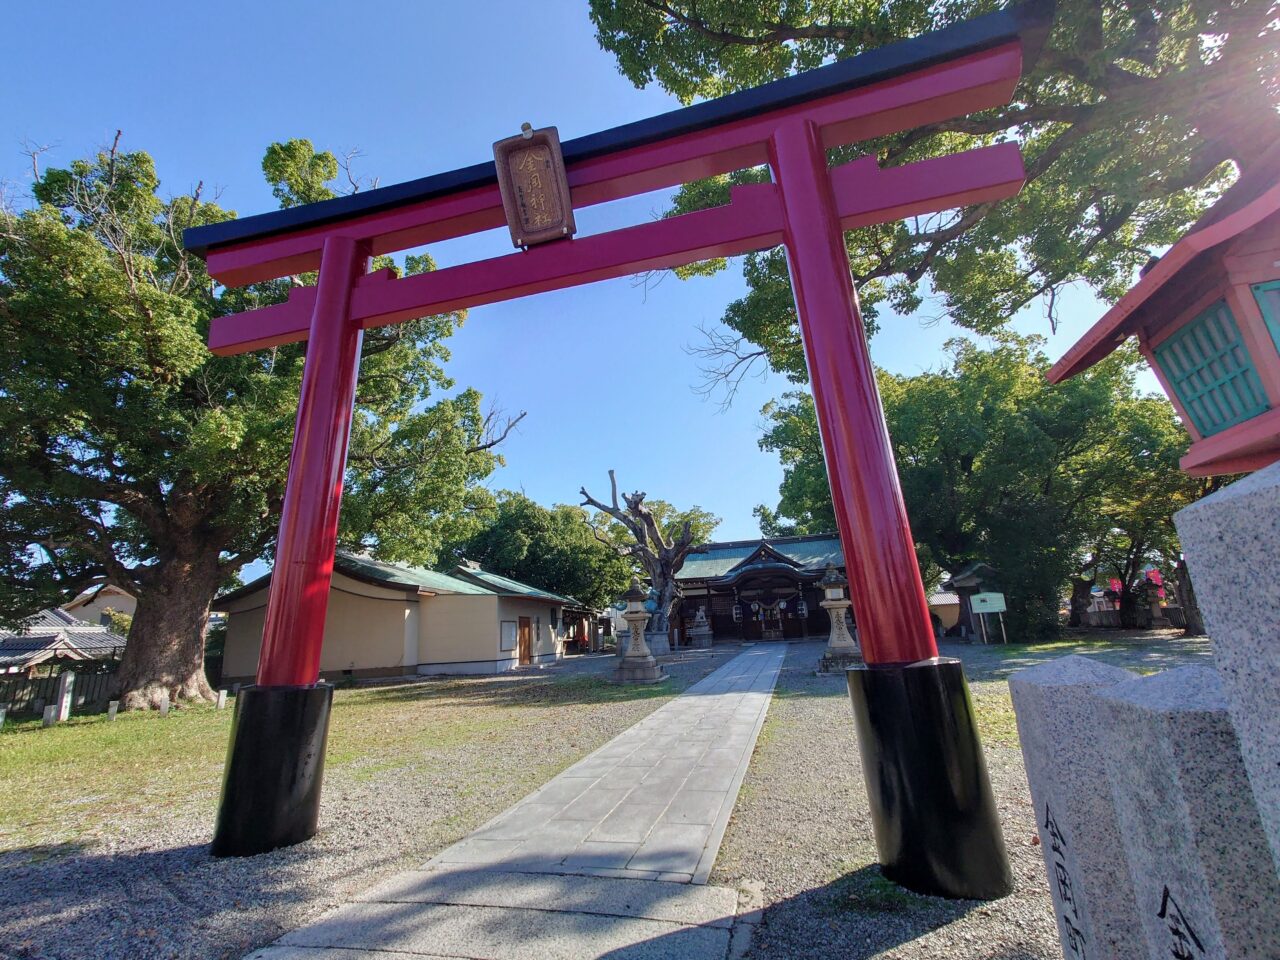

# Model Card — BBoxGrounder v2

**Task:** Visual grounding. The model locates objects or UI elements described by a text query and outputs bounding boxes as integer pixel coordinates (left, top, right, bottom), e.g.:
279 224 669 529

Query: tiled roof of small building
216 551 580 606
449 566 580 606
677 534 845 580
338 553 496 595
0 610 127 669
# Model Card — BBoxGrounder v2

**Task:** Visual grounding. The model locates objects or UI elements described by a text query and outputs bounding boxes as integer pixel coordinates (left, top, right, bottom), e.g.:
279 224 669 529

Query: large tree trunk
580 470 702 644
652 576 679 638
112 552 221 710
1067 576 1095 628
1118 584 1143 629
1175 557 1206 636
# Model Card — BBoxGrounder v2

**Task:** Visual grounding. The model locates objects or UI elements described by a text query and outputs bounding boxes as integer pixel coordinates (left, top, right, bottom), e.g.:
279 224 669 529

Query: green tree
590 1 1277 396
452 492 633 609
757 337 1194 640
0 138 512 709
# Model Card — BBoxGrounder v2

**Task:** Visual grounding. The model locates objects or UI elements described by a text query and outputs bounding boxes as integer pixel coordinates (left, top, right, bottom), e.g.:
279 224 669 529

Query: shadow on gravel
952 635 1214 683
0 838 398 960
342 646 744 711
739 865 1057 960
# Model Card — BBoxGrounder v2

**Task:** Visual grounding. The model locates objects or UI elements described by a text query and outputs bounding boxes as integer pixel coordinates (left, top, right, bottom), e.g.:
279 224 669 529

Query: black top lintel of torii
183 1 1053 257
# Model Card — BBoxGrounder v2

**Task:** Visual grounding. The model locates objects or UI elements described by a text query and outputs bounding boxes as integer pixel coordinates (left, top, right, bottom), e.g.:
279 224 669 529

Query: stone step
247 867 738 960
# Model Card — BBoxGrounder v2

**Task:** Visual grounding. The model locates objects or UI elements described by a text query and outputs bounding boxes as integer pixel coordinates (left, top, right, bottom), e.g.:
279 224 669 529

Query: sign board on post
493 124 576 248
971 592 1006 613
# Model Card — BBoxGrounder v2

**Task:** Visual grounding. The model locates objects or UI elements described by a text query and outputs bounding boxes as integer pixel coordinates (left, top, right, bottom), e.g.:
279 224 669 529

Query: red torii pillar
190 5 1047 899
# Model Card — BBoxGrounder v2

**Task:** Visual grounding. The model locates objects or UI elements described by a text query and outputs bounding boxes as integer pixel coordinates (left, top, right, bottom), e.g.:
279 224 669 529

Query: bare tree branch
468 409 527 453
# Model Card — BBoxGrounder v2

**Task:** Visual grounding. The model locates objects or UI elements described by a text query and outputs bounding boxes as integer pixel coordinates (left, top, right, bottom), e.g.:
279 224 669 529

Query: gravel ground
711 635 1212 960
0 647 738 960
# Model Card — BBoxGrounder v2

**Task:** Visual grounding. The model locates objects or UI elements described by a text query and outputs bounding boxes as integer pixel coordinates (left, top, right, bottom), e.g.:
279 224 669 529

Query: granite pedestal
818 597 861 673
613 603 666 685
1009 656 1146 959
1175 462 1280 874
612 654 666 684
646 630 672 657
1095 666 1280 959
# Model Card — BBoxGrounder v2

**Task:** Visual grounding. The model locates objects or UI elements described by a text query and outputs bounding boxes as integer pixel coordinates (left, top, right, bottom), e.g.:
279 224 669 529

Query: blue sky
2 0 1151 550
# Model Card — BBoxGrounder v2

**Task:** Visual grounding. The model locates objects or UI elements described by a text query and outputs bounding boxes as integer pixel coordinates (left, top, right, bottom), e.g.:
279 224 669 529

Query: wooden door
518 617 532 666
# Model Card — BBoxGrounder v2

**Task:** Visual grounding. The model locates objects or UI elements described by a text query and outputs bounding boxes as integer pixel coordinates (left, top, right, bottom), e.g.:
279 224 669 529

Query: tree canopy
451 492 633 610
0 137 511 706
757 337 1198 640
590 0 1279 399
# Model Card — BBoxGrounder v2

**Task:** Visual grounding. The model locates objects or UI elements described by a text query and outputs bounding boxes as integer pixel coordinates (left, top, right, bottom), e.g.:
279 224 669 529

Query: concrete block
1176 461 1280 873
216 689 227 709
0 706 6 728
628 822 710 874
42 705 56 728
158 694 170 716
1095 666 1280 959
1009 655 1146 959
106 700 119 721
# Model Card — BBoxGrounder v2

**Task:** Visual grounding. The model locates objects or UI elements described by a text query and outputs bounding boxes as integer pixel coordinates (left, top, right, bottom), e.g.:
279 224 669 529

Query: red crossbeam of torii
189 13 1035 688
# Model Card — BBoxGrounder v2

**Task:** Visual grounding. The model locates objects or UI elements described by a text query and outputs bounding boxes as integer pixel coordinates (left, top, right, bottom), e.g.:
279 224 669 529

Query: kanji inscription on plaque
493 123 576 248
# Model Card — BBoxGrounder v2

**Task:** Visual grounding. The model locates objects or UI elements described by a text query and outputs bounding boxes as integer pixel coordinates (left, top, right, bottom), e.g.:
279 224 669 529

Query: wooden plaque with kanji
493 125 576 248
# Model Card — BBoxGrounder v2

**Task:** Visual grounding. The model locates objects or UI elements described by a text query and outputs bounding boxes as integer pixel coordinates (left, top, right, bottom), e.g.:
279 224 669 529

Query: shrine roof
183 1 1050 257
1048 143 1280 383
677 534 844 581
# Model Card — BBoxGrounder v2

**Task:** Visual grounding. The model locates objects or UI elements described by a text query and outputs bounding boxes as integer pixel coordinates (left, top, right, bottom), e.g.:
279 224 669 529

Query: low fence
0 664 117 717
1082 605 1186 630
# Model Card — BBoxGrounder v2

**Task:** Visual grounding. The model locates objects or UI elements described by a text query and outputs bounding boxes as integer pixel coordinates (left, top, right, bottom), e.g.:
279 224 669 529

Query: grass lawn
0 668 680 855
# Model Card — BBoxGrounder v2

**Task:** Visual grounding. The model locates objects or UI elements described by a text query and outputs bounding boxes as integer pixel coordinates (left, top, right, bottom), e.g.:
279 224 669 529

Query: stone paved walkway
248 644 786 959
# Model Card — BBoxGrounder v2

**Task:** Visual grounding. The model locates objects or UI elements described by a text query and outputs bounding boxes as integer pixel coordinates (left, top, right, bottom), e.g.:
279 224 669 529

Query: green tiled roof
677 535 844 580
450 566 580 606
337 553 495 595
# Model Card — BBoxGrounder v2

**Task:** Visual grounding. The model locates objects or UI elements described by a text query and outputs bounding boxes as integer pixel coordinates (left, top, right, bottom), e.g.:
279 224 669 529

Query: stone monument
612 578 666 685
686 605 714 649
1175 462 1280 874
55 671 75 722
1095 666 1280 958
1009 656 1147 958
817 564 861 672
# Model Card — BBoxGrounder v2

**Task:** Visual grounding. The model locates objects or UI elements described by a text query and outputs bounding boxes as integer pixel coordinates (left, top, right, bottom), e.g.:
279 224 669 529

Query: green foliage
0 137 508 697
757 338 1196 641
590 0 1277 395
452 493 633 609
262 139 341 208
104 608 133 637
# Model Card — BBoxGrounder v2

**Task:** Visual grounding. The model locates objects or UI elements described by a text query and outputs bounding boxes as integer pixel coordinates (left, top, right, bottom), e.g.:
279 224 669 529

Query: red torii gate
188 4 1048 898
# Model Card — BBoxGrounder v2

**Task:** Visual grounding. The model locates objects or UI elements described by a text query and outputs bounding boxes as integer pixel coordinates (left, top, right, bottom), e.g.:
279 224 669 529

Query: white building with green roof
216 552 593 682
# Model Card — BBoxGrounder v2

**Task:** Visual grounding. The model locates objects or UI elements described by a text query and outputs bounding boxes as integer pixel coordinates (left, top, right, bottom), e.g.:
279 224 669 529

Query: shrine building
217 552 595 683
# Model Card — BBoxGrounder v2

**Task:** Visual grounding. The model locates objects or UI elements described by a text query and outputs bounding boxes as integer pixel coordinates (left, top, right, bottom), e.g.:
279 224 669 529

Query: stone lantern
1049 155 1280 476
818 563 862 673
612 577 666 684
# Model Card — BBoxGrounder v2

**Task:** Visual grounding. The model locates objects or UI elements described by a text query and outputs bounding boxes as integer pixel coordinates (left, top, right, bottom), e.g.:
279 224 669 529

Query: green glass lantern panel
1254 280 1280 354
1153 299 1269 437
